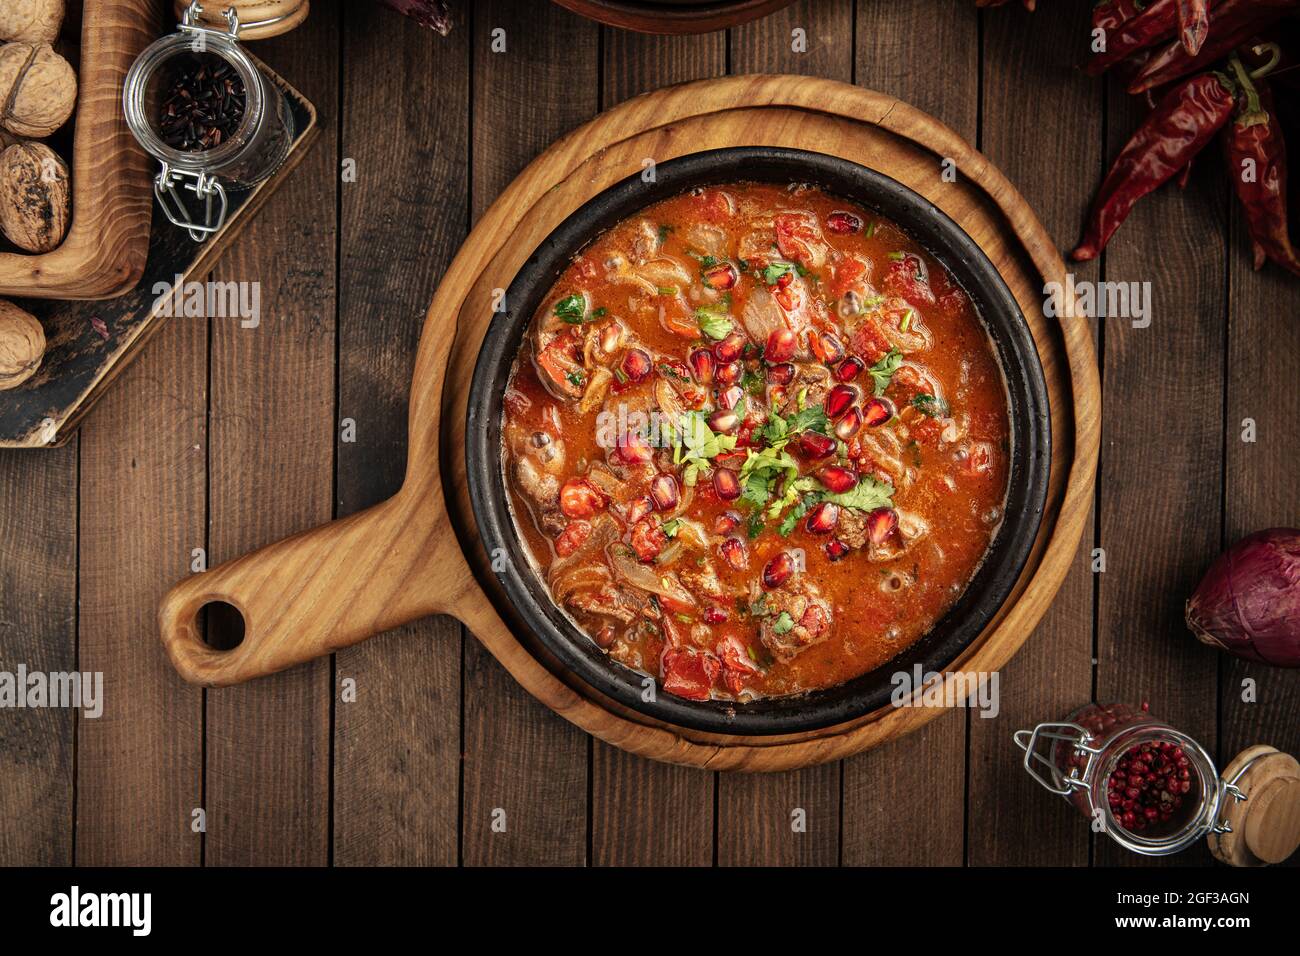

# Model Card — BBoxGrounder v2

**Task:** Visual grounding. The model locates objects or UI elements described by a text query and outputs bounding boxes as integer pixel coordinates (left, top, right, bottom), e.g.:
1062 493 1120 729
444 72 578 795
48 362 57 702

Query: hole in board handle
200 601 246 651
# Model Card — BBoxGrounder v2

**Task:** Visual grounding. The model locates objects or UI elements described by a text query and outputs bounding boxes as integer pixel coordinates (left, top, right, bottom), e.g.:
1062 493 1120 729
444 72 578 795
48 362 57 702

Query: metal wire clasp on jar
122 2 295 241
1014 701 1244 857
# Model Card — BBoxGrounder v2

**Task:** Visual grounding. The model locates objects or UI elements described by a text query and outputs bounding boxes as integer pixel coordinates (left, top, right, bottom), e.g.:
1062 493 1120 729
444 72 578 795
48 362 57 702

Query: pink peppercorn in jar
1015 702 1235 857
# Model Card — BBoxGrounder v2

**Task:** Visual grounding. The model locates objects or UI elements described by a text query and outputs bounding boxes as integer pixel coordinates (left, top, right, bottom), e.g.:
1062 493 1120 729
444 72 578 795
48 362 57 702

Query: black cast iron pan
467 147 1050 736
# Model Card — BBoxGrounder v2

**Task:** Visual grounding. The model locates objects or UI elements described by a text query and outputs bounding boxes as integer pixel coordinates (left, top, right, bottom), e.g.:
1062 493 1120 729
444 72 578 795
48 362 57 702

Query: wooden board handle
158 494 468 685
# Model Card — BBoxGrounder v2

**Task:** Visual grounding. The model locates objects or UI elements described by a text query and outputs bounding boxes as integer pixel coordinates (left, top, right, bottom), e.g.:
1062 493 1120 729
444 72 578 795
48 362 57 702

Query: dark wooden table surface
0 0 1296 867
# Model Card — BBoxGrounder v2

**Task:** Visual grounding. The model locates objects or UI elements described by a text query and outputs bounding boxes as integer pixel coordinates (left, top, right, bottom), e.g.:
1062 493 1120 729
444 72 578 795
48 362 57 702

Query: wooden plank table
0 0 1296 867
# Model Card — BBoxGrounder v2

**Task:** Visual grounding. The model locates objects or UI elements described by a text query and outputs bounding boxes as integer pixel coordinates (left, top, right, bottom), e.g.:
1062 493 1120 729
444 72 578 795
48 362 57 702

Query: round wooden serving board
158 75 1100 772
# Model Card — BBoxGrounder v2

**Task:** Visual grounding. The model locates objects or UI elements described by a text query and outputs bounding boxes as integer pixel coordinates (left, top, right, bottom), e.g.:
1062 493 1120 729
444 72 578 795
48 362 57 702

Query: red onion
1185 528 1300 668
375 0 453 35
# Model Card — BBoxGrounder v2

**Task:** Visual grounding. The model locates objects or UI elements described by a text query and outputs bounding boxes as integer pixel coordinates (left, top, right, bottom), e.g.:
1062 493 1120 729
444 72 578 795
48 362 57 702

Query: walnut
0 1 65 44
0 141 69 252
0 42 77 138
0 298 45 390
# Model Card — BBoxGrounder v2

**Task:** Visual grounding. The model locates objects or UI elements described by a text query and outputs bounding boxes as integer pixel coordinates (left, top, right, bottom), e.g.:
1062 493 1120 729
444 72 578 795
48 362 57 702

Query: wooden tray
0 0 158 300
0 60 318 448
157 75 1100 772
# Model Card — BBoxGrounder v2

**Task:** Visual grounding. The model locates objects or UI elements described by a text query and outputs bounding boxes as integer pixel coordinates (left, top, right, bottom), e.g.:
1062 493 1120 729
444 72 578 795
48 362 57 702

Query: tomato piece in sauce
662 647 722 701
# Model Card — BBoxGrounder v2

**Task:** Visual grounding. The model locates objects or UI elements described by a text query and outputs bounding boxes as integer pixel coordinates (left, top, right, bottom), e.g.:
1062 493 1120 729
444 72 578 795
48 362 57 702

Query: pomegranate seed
703 606 729 625
617 432 653 464
866 507 897 544
805 501 840 534
834 407 863 440
762 551 795 590
862 397 893 427
836 356 864 382
621 348 652 383
717 385 744 410
715 361 742 385
703 262 737 290
826 210 863 234
626 496 652 524
811 331 845 364
687 348 715 384
720 536 748 570
713 468 741 500
824 539 849 561
767 361 796 385
817 464 858 493
825 383 858 419
708 409 739 433
713 332 746 363
714 510 740 535
650 474 679 511
796 431 836 459
766 328 797 363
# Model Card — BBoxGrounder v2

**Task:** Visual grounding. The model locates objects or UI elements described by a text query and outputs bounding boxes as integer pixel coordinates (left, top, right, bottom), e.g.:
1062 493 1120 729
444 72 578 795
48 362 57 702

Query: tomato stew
501 183 1011 702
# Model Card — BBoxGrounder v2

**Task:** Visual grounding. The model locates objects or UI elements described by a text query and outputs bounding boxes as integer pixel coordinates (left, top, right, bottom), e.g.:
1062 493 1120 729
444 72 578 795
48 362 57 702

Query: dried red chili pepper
1176 0 1210 55
1223 59 1300 274
1093 0 1148 33
1072 71 1235 261
1129 0 1298 93
1088 0 1181 75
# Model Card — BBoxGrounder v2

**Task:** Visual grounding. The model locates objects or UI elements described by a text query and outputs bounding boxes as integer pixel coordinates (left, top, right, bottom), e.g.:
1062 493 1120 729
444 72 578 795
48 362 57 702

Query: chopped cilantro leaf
554 294 586 323
661 518 681 538
868 348 902 396
740 369 765 396
821 475 894 513
766 476 814 521
760 405 828 445
771 611 795 635
740 469 773 509
912 393 949 417
671 411 737 485
695 305 733 341
760 261 795 285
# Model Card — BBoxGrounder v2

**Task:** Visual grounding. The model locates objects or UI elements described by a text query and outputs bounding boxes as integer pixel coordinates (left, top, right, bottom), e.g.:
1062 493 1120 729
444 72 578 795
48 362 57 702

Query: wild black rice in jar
158 53 247 152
